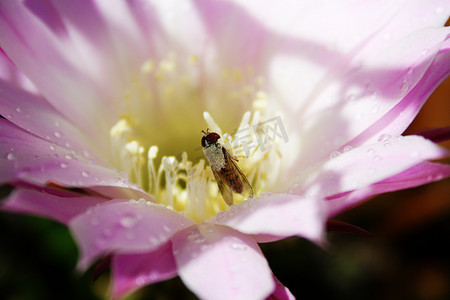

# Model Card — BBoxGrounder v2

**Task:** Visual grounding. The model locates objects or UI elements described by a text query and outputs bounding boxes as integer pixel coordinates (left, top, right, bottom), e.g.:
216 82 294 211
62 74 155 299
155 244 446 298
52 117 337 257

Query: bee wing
211 168 234 206
224 149 254 201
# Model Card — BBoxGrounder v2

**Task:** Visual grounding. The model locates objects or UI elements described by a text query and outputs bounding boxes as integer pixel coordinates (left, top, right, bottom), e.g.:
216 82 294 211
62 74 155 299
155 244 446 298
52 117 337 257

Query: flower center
109 52 284 222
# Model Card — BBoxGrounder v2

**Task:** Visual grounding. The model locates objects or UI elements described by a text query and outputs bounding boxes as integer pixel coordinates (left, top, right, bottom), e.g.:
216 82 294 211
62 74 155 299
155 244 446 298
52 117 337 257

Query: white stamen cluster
108 54 284 222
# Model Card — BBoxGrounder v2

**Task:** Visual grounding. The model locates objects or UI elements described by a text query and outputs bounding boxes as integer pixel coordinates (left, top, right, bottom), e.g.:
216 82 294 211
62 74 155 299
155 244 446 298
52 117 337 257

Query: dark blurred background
1 46 449 300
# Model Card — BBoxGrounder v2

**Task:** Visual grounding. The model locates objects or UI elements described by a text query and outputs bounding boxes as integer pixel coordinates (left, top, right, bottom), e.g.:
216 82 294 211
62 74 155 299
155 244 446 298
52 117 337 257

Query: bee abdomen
218 166 243 193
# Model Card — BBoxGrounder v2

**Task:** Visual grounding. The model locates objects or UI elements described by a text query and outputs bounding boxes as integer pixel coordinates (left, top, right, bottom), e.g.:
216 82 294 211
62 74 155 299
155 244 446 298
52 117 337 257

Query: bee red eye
207 132 220 143
201 132 220 147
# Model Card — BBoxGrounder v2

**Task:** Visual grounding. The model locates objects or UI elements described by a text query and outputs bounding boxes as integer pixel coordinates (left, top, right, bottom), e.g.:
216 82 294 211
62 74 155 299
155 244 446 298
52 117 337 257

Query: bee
201 128 253 206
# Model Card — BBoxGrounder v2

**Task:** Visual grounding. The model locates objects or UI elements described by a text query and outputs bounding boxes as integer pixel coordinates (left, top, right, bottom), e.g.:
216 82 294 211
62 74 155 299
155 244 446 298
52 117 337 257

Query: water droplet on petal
16 107 22 113
54 131 62 138
81 171 90 177
372 155 382 162
216 212 225 220
120 215 139 228
194 237 206 244
6 152 16 160
64 154 74 160
366 148 375 156
136 277 146 286
148 236 159 245
400 81 409 94
378 134 392 143
49 145 56 151
117 172 129 181
343 146 353 153
60 162 68 169
434 173 444 181
83 150 91 158
231 243 247 250
422 48 429 56
330 151 341 159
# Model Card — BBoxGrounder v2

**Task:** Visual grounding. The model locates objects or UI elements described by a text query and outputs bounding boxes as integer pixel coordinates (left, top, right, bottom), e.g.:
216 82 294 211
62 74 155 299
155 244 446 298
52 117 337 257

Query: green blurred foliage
0 213 99 300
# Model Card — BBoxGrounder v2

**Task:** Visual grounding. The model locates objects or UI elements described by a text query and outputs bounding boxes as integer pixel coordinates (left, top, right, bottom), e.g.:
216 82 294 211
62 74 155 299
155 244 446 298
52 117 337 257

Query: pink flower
1 0 449 299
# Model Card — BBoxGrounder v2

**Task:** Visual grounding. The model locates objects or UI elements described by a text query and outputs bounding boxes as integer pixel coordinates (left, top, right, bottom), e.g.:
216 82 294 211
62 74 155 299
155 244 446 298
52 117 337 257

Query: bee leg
230 154 239 162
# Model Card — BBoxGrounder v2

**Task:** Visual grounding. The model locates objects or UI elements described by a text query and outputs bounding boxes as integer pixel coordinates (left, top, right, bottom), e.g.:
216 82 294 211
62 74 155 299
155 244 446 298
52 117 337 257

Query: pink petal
345 38 450 148
125 0 171 50
373 161 450 192
0 0 166 126
194 0 447 74
2 188 107 224
69 199 194 270
140 1 210 56
191 0 269 70
48 0 152 88
215 193 325 243
234 1 449 46
0 48 37 93
336 28 450 143
0 120 147 199
0 1 113 139
0 80 101 159
292 135 449 200
172 224 275 300
327 161 450 217
281 28 450 183
111 241 177 300
268 275 296 300
260 0 450 112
